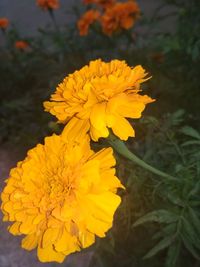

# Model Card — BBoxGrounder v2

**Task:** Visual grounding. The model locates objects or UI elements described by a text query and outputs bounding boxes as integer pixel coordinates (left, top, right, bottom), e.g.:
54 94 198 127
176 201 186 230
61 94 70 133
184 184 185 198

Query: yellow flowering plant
44 59 154 141
44 59 178 181
1 120 123 263
1 59 178 264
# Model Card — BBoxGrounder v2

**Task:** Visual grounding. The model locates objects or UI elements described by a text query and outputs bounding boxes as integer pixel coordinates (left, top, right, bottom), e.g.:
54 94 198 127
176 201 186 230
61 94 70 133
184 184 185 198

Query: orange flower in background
96 0 116 9
83 0 95 4
0 17 9 29
15 41 29 50
44 59 154 141
1 129 123 262
83 0 116 9
77 10 100 36
37 0 59 10
101 1 140 35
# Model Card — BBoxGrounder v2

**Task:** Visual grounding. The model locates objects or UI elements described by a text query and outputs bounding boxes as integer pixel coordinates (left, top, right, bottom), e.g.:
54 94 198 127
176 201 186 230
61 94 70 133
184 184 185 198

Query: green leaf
165 240 181 267
133 210 178 227
188 207 200 236
143 235 175 259
166 193 184 207
171 109 185 125
181 233 200 260
180 126 200 140
153 223 176 240
182 140 200 147
182 217 200 249
188 180 200 197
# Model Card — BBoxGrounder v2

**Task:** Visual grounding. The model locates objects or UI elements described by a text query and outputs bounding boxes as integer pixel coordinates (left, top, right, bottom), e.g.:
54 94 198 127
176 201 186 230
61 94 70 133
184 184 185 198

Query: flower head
0 17 9 29
37 0 59 10
83 0 116 9
101 1 140 35
15 40 29 50
44 59 154 141
77 10 100 36
1 127 123 263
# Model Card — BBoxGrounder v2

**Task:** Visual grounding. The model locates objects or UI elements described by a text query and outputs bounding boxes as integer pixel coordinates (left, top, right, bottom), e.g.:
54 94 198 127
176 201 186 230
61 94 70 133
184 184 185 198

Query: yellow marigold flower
37 0 59 10
44 59 154 141
100 1 140 35
1 126 123 263
0 17 9 29
77 10 100 36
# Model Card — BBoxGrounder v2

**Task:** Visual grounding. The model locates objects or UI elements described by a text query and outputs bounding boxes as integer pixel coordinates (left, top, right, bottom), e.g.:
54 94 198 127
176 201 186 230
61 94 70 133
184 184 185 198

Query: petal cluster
77 10 100 36
15 41 29 50
1 128 123 263
78 0 140 36
83 0 116 9
0 17 9 29
101 1 140 35
37 0 59 10
44 59 154 141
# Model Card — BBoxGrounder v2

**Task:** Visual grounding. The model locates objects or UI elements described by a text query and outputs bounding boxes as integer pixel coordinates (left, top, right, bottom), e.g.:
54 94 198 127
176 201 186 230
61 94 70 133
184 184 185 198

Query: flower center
47 165 81 202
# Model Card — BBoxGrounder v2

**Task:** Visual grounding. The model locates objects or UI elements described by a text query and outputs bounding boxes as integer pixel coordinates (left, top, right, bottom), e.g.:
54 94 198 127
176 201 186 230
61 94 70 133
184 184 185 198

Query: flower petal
90 103 109 137
112 116 135 140
37 244 65 263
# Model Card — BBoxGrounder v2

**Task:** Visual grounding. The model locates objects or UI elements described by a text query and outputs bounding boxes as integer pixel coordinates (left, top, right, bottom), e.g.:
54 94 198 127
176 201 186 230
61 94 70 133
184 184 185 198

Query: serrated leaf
182 217 200 249
181 233 200 260
180 126 200 140
152 231 163 241
153 223 176 240
133 210 178 227
166 193 184 207
165 240 181 267
182 140 200 146
170 109 185 125
143 235 175 259
172 109 185 119
188 207 200 236
188 180 200 198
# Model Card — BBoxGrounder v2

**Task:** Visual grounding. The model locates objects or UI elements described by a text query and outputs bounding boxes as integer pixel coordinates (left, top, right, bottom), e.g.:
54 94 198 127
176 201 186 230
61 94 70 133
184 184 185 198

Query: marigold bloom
83 0 115 9
100 1 140 35
37 0 59 10
0 17 9 29
15 41 29 50
77 10 100 36
1 128 123 263
44 59 154 141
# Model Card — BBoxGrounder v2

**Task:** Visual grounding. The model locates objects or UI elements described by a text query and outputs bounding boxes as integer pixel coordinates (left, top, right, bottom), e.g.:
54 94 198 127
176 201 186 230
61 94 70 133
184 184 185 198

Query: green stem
48 9 60 32
108 135 179 182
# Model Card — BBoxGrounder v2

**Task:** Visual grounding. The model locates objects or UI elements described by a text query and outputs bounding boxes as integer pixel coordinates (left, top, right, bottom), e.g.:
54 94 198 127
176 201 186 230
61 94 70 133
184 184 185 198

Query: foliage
89 110 200 267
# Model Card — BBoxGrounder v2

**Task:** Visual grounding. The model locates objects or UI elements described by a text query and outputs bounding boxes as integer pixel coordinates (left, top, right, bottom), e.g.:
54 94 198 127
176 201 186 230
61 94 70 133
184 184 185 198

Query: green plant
88 110 200 267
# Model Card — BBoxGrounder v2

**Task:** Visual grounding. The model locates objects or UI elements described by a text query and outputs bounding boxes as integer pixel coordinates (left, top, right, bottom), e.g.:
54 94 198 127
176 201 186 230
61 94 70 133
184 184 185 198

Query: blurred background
0 0 200 267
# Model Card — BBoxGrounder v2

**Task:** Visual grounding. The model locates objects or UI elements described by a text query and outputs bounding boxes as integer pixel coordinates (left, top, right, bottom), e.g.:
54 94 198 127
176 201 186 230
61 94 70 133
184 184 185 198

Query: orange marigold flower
0 17 9 29
44 59 154 141
1 128 123 263
83 0 95 4
100 1 140 35
15 41 29 50
83 0 115 9
37 0 59 10
77 10 100 36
